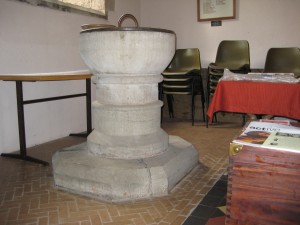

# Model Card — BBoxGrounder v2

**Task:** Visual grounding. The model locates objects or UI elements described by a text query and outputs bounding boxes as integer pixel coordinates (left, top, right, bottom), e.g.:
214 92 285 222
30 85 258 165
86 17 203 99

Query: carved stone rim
80 27 175 35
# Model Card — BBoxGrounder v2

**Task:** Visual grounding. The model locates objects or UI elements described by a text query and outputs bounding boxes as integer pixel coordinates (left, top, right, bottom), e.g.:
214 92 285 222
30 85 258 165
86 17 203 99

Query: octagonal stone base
52 135 198 202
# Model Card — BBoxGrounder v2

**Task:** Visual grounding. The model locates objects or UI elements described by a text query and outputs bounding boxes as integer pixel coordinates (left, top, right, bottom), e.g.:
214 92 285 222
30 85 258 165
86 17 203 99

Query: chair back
264 47 300 74
206 40 250 127
162 48 202 94
165 48 201 73
161 48 206 125
215 40 250 70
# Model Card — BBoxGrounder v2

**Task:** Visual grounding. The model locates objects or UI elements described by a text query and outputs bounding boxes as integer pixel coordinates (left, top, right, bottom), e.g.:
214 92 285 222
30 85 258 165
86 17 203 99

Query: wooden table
0 71 93 165
207 80 300 123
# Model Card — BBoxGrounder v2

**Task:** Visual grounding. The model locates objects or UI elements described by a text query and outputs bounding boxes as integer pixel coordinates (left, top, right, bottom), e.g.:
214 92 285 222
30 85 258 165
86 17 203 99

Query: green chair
207 40 251 127
161 48 205 125
264 47 300 76
254 47 300 120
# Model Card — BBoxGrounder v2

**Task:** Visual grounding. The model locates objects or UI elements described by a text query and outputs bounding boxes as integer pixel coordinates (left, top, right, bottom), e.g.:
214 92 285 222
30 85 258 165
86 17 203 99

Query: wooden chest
226 143 300 225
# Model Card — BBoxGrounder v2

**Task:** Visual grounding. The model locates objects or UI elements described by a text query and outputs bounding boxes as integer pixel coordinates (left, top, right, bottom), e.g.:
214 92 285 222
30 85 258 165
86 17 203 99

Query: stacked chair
206 40 251 127
161 48 205 125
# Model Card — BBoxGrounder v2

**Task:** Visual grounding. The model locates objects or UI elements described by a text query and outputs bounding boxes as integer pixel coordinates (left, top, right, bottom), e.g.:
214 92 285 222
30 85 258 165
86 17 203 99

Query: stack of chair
207 40 251 127
161 48 206 126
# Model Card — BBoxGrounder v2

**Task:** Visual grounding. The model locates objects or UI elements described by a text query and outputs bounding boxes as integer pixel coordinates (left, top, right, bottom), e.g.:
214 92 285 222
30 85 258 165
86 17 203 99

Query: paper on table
233 121 300 153
262 132 300 153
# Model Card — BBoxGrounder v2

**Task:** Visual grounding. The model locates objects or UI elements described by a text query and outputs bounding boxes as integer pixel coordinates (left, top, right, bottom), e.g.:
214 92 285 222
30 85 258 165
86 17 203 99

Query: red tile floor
0 114 244 224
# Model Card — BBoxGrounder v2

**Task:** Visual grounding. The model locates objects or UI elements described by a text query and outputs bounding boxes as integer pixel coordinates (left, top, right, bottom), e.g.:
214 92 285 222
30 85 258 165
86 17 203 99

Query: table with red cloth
207 80 300 123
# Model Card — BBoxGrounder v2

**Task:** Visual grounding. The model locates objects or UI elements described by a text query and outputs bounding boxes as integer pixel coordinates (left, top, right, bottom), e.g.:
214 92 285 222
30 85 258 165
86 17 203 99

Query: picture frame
197 0 236 22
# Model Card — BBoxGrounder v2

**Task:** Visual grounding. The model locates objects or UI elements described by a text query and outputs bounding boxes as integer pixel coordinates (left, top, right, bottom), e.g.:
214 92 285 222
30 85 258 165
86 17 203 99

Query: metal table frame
0 73 92 166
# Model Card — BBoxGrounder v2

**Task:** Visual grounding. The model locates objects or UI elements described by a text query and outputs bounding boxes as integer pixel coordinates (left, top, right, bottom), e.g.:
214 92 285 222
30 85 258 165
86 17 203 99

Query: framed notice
197 0 236 21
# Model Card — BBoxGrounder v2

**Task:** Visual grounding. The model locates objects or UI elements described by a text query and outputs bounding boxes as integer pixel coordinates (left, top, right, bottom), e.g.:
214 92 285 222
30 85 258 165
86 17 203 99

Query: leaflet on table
233 121 300 153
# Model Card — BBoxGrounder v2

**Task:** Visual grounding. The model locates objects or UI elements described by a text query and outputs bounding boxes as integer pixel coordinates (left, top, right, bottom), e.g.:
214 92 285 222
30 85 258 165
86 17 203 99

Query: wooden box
226 142 300 225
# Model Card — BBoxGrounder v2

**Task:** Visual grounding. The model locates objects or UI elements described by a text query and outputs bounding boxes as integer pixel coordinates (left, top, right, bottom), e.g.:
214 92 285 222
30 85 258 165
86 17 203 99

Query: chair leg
191 95 195 126
197 74 206 123
158 82 163 101
206 106 209 128
206 117 209 128
206 112 218 128
166 94 174 118
159 86 164 124
242 114 246 126
206 76 211 114
206 94 211 128
213 113 218 122
206 72 210 128
201 95 206 122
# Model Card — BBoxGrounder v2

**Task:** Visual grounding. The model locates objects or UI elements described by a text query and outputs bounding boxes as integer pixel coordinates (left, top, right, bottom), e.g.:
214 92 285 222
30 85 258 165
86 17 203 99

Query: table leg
69 78 92 137
86 78 92 135
16 81 26 157
1 81 49 166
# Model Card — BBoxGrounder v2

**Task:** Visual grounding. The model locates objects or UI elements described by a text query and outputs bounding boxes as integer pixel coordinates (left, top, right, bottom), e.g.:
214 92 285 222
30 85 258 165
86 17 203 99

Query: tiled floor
0 115 243 225
183 174 228 225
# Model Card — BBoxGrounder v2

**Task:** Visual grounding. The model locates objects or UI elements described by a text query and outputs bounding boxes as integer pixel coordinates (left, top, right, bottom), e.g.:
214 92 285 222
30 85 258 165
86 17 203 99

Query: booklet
233 121 300 153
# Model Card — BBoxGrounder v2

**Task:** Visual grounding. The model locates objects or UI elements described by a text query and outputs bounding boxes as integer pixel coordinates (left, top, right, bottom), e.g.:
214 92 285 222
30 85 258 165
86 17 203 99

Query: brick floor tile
89 214 103 225
4 191 14 201
140 212 155 224
161 210 180 223
157 222 169 225
38 216 48 225
102 220 133 225
0 212 8 224
0 121 240 225
132 216 147 225
180 203 197 216
59 214 90 223
81 221 92 225
58 203 70 220
40 194 49 205
49 211 59 225
159 199 173 211
110 213 141 222
174 199 189 211
19 202 30 215
98 209 112 223
172 215 187 225
7 207 20 221
18 211 48 220
30 198 40 209
190 194 203 205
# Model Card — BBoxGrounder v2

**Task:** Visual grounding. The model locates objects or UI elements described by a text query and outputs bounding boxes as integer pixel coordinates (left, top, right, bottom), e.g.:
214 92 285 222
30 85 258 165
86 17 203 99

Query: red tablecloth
207 81 300 123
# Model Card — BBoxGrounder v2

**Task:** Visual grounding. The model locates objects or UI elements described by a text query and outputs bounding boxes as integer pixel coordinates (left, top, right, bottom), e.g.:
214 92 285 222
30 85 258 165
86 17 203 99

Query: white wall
0 0 140 153
141 0 300 68
1 0 299 154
